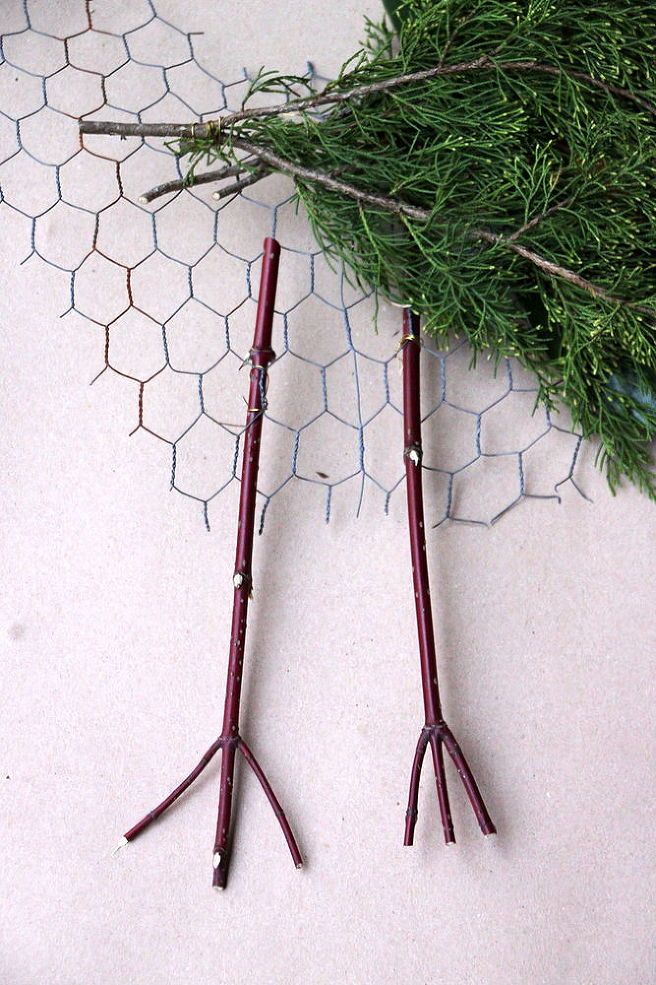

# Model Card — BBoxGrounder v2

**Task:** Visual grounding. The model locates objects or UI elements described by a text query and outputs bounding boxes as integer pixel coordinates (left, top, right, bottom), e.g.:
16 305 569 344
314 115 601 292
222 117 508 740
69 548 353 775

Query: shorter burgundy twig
401 310 495 846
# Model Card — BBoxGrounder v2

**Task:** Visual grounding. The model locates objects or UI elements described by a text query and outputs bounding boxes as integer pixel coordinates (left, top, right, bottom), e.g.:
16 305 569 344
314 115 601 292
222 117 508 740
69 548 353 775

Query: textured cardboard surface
1 3 655 983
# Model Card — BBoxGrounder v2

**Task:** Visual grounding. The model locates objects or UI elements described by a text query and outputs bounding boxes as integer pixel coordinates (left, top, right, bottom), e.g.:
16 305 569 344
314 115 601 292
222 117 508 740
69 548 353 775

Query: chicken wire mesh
0 0 589 532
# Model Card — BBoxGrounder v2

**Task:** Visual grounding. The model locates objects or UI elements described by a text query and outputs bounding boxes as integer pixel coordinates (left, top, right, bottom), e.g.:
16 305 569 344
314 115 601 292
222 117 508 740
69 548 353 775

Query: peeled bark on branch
401 310 496 845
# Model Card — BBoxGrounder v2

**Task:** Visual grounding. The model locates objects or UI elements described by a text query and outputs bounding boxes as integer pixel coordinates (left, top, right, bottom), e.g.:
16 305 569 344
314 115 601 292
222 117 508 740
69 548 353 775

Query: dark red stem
118 240 302 890
123 737 223 842
401 310 495 845
238 738 303 869
212 237 302 888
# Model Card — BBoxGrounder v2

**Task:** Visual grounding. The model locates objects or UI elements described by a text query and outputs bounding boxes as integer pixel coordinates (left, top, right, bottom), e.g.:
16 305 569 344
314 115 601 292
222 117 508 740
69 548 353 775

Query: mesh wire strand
0 0 588 532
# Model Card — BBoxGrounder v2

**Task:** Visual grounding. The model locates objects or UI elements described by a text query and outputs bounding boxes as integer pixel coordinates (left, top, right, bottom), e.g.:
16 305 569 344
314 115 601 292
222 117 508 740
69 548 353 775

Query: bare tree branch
231 137 429 219
230 139 654 313
139 161 267 205
211 167 270 201
474 230 653 315
139 161 260 204
80 119 200 138
79 107 654 314
504 61 656 118
79 55 655 142
231 57 656 121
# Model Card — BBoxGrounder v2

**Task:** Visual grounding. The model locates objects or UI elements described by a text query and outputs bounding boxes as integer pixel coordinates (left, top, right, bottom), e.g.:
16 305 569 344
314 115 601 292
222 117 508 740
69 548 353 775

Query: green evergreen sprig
175 0 656 496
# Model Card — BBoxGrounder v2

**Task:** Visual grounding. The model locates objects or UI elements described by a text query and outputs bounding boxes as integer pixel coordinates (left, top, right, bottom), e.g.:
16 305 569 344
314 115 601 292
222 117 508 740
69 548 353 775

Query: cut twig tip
112 836 128 856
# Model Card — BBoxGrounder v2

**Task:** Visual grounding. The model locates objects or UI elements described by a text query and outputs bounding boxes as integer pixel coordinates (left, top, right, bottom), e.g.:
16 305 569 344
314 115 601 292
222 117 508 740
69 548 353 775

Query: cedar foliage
180 0 656 496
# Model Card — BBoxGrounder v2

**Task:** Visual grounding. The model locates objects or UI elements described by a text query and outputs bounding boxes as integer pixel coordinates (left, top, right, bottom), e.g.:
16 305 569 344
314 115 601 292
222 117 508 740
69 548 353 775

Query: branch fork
401 310 495 846
404 722 495 845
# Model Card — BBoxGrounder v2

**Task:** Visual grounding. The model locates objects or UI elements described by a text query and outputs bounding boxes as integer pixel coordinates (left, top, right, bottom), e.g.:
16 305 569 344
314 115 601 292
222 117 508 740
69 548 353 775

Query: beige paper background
1 3 655 983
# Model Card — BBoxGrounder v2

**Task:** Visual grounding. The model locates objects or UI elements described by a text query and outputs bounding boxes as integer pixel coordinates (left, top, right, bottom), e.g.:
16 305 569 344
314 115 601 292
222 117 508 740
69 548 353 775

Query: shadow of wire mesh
0 0 589 531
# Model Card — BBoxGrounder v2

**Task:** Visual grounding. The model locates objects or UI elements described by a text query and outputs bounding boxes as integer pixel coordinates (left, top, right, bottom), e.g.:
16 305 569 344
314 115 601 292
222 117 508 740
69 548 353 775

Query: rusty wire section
0 0 588 531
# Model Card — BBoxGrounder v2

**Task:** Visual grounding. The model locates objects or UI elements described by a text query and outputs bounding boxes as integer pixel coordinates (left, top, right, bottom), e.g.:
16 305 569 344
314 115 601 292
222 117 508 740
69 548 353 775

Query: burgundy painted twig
115 239 302 889
211 241 302 886
401 310 496 845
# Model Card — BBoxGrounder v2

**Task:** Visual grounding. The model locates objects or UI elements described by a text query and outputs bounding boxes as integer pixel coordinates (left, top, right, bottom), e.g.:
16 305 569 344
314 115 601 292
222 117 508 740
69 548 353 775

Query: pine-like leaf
178 0 656 496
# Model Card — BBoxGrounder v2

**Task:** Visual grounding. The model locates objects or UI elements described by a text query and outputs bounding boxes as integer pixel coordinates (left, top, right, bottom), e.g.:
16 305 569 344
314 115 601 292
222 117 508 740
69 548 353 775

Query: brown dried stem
506 196 573 242
138 161 260 203
211 167 270 202
231 137 429 218
79 55 655 140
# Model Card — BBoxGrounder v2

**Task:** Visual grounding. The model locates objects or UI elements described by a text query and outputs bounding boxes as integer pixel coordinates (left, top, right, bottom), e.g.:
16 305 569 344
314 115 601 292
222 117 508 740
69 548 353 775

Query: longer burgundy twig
115 239 302 889
401 310 495 846
212 237 302 889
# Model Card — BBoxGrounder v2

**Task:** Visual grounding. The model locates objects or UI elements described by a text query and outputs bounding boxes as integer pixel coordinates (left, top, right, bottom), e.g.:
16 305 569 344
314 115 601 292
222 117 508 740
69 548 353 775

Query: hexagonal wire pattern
0 0 588 533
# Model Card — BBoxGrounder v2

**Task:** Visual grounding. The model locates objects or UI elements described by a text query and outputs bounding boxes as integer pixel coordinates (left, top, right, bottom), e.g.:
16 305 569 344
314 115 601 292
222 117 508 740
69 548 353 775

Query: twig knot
404 444 423 466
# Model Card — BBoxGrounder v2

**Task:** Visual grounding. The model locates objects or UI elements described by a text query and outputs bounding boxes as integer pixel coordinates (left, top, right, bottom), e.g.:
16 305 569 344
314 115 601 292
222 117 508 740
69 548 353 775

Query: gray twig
139 162 251 203
212 167 270 201
79 55 655 142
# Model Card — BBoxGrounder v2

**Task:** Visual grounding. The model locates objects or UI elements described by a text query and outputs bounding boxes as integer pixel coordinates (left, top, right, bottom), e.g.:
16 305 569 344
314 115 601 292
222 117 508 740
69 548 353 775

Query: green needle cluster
179 0 656 497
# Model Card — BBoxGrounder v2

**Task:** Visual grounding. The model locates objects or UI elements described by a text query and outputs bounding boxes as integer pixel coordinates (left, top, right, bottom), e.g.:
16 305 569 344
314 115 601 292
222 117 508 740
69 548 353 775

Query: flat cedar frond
171 0 655 496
